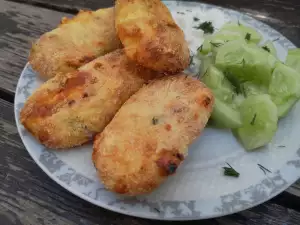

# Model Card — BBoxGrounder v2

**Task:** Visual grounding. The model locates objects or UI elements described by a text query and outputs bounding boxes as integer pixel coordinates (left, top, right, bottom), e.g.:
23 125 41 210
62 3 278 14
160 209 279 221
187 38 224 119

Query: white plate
14 1 300 221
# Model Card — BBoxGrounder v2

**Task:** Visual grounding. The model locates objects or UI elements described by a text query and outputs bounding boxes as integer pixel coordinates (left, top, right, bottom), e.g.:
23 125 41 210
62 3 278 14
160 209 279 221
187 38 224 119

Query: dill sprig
197 45 203 52
258 164 271 175
153 208 160 213
194 21 214 34
152 117 159 125
210 42 223 48
250 114 257 125
223 163 240 177
262 46 270 52
245 33 251 41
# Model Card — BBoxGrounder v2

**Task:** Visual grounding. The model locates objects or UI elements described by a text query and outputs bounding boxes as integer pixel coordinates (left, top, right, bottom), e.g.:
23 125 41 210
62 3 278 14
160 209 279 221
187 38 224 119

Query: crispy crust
115 0 190 73
93 74 214 195
21 49 161 149
29 8 122 79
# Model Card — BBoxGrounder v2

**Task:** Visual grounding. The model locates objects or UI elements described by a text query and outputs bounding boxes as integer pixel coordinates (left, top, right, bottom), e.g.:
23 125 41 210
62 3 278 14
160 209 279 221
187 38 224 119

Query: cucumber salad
196 22 300 151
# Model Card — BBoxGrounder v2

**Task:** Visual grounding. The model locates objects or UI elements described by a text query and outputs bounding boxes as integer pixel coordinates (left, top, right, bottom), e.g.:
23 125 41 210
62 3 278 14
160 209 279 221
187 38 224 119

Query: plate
14 1 300 221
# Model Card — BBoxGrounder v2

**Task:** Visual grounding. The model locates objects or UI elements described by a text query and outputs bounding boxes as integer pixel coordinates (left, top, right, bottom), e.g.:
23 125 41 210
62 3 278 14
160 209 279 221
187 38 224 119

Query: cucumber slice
199 56 214 76
201 65 235 103
286 48 300 73
201 65 234 91
198 37 212 56
233 94 245 107
198 30 245 56
220 22 262 44
215 40 277 85
277 97 298 118
241 81 268 96
211 98 242 129
261 40 277 57
210 31 244 54
269 62 300 117
234 94 278 151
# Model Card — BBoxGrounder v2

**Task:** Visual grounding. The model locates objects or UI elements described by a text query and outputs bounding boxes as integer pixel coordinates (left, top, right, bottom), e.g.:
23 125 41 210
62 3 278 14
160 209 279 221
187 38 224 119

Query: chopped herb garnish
240 84 247 97
152 117 159 125
242 58 246 67
194 21 214 34
195 73 201 80
153 208 160 213
189 52 194 66
193 17 200 21
210 42 223 48
224 71 241 94
250 113 257 125
223 163 240 177
238 20 241 26
273 37 280 42
258 164 271 175
186 9 192 12
177 12 185 15
201 69 209 79
245 33 251 41
197 45 203 52
262 46 270 52
278 145 286 148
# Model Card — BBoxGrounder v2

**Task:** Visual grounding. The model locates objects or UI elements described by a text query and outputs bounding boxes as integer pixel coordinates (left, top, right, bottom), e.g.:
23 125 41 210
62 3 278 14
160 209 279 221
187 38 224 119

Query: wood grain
7 0 300 47
1 0 300 98
0 0 71 96
8 0 114 13
2 99 300 224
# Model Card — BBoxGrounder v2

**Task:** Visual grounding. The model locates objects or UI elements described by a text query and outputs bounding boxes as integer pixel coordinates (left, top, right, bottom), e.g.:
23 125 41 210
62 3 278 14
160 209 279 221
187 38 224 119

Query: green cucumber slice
241 81 268 96
261 40 277 57
286 48 300 73
211 98 242 129
201 65 235 104
234 94 278 151
269 62 300 117
198 37 212 56
199 56 214 76
220 22 262 44
215 40 277 85
277 97 298 118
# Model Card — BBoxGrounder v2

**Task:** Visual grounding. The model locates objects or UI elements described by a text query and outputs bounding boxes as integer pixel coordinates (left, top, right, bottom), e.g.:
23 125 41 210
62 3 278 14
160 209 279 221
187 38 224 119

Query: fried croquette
115 0 190 73
21 49 161 149
29 8 122 79
93 74 214 195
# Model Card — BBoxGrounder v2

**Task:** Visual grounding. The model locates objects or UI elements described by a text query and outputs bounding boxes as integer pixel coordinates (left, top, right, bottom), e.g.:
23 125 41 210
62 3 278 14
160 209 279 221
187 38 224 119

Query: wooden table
1 0 300 224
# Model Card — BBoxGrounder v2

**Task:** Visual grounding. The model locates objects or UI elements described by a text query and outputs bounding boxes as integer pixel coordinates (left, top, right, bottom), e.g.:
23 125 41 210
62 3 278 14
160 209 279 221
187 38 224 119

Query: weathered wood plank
8 0 114 13
1 99 300 224
1 0 300 96
0 0 72 96
7 0 300 47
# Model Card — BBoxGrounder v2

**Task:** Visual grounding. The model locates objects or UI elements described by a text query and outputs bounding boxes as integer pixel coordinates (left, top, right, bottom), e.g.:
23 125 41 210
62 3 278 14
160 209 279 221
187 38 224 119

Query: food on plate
286 48 300 73
261 40 277 57
215 39 277 85
269 62 300 117
115 0 190 73
211 98 242 129
21 49 161 149
198 22 262 56
233 94 278 151
29 8 122 79
220 22 262 44
196 22 300 150
194 21 214 34
201 65 242 128
93 74 214 195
